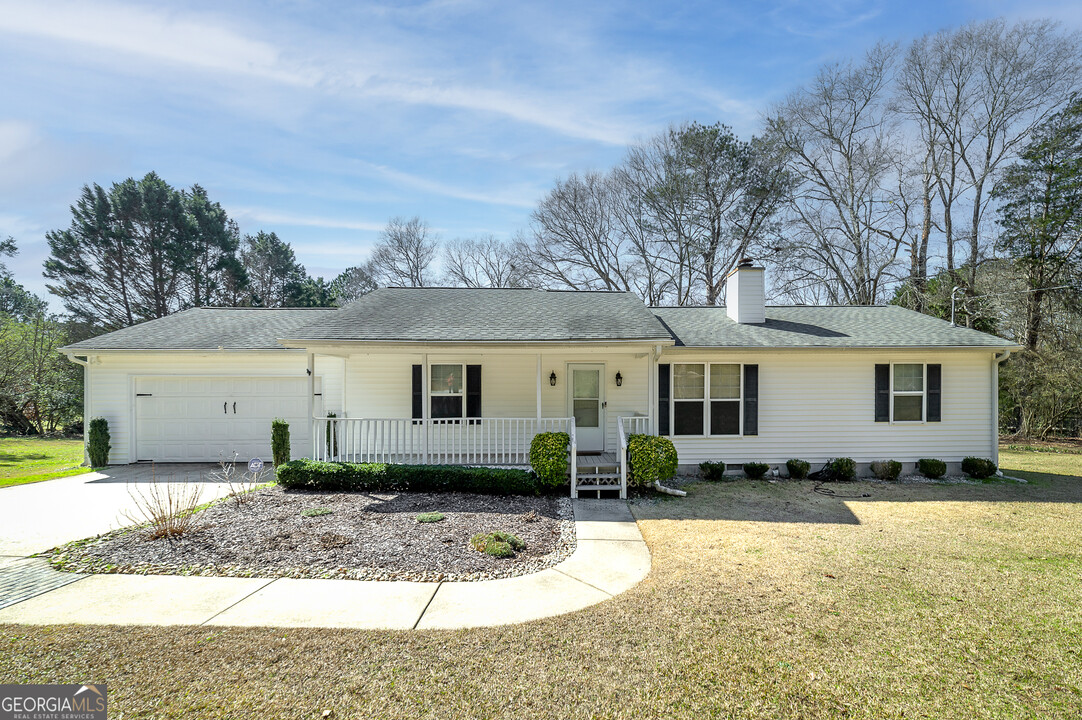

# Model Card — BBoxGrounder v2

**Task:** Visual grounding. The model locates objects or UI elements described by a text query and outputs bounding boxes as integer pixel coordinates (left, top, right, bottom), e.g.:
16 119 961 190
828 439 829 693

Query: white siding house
63 265 1018 494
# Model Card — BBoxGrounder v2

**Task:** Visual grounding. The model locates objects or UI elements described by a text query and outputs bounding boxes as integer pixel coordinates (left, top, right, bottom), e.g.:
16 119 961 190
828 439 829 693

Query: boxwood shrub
87 417 110 467
742 462 769 479
627 434 678 487
271 418 290 466
870 459 902 481
961 456 997 479
276 459 540 495
699 461 726 481
529 431 570 489
786 459 810 479
827 457 857 481
917 458 946 479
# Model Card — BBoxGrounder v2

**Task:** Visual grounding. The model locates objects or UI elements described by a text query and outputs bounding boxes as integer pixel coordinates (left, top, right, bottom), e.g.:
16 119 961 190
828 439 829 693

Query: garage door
135 377 313 462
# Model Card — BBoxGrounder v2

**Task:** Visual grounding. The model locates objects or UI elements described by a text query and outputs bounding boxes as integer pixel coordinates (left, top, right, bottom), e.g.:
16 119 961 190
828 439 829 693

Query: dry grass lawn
1 450 1081 718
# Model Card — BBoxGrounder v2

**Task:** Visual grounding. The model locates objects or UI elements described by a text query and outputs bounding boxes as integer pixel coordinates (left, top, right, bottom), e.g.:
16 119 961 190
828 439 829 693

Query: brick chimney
725 259 766 324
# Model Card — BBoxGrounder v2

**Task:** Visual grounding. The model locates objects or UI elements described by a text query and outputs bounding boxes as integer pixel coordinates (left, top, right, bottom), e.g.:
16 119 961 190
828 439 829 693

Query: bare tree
442 235 526 287
370 216 439 287
767 43 909 305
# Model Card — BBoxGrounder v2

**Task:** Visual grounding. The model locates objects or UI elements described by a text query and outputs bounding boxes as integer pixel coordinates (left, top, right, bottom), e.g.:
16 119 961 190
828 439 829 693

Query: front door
568 364 604 453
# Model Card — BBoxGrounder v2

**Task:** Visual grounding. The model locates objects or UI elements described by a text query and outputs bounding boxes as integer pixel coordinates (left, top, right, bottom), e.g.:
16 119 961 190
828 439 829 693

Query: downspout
993 349 1013 467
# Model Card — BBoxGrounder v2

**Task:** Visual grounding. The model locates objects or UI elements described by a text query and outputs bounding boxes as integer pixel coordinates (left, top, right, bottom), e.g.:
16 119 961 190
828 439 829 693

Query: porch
311 415 652 498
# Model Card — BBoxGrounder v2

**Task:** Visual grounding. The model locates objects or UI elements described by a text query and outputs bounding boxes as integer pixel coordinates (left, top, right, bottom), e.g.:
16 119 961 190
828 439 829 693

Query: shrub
786 459 810 479
962 457 997 479
699 461 726 481
470 530 525 558
416 512 445 523
742 462 769 479
627 434 679 487
276 459 540 495
300 507 332 517
870 460 903 481
917 458 947 479
827 457 857 481
271 419 290 467
87 417 110 467
529 432 570 489
121 469 205 540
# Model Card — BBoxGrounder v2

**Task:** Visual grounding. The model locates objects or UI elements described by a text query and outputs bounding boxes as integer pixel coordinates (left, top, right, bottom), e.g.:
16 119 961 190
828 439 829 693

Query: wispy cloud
231 209 386 232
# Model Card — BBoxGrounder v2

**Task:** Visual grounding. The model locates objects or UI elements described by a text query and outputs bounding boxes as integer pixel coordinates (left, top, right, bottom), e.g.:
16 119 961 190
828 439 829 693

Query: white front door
134 376 311 462
568 364 605 453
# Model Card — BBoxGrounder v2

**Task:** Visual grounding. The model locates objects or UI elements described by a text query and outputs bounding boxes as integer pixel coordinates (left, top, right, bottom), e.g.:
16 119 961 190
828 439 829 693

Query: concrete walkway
0 499 649 630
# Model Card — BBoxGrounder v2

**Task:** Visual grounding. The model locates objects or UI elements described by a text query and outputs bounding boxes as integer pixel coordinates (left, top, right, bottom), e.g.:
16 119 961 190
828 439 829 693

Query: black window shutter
874 364 890 422
658 364 671 436
466 365 482 418
411 364 423 420
744 364 759 436
927 364 942 422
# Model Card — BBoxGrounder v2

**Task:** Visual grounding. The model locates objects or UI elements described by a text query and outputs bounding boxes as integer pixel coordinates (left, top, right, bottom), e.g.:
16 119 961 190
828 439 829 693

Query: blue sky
2 0 1080 301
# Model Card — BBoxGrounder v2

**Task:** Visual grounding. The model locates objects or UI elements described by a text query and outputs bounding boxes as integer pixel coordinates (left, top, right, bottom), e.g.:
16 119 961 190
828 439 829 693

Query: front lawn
1 448 1081 718
0 436 89 489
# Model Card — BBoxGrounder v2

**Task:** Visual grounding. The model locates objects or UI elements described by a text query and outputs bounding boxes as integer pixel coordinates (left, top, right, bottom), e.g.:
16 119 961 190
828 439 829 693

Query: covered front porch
303 345 658 497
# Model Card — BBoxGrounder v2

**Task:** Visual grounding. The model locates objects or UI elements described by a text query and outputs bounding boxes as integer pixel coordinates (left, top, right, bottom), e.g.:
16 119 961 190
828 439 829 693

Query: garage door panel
135 376 311 463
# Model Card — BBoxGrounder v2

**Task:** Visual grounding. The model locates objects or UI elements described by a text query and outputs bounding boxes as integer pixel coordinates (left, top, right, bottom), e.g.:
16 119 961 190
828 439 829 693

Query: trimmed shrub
786 459 810 479
742 462 769 479
917 458 947 479
962 457 997 479
699 461 726 481
87 417 110 467
271 419 290 467
627 434 679 487
529 432 570 489
870 460 903 481
827 457 857 481
471 531 525 558
276 459 540 495
416 512 445 523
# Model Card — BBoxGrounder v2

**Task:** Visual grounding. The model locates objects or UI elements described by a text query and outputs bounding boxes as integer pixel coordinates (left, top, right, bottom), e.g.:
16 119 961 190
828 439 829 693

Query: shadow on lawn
639 472 1082 525
0 452 52 465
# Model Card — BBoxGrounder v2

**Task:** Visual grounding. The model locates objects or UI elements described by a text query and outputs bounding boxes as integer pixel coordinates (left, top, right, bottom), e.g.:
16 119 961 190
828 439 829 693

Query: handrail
568 417 577 499
617 416 629 499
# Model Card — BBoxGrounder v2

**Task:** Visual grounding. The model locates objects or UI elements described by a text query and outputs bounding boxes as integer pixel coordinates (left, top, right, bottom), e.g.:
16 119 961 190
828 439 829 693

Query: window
670 363 742 436
430 364 464 419
892 363 924 422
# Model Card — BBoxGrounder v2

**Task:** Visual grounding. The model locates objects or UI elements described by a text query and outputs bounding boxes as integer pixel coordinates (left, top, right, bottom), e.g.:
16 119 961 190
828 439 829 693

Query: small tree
87 417 111 467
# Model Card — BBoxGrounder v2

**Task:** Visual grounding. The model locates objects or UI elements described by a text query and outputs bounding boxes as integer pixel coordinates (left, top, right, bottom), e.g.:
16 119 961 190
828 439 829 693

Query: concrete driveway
0 464 238 557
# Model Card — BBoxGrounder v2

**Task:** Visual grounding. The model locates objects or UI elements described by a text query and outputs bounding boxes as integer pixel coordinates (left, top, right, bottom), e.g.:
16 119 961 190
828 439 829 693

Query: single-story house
62 263 1019 496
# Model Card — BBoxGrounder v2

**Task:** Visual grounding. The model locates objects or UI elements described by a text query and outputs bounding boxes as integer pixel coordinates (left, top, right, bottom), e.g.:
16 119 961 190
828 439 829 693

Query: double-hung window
671 363 743 436
892 363 924 422
430 364 464 420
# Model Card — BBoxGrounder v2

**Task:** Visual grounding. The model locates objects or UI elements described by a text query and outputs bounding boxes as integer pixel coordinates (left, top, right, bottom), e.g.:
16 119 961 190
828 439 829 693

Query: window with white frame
892 363 924 422
430 364 464 419
671 363 742 435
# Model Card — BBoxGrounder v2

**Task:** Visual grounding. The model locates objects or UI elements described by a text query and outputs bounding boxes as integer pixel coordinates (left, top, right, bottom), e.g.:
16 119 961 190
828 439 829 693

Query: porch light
549 371 557 386
615 371 623 387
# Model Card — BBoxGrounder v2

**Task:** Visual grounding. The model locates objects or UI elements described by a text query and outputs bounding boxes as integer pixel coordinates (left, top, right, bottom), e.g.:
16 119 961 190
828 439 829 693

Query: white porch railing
617 414 652 492
312 416 576 467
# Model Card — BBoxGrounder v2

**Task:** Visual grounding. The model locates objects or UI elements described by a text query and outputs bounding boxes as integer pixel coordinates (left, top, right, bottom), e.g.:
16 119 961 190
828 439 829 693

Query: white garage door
135 377 313 463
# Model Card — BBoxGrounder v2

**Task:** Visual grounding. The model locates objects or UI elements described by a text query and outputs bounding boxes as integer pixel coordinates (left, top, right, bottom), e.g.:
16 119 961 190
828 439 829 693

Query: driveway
0 464 238 557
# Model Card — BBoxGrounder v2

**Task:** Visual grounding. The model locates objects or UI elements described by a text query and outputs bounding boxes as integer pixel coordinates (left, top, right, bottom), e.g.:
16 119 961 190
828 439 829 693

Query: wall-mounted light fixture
615 371 623 387
549 371 557 386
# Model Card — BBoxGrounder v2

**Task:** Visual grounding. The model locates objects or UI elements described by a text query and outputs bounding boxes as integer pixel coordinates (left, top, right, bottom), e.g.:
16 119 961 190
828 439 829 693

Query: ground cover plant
0 436 89 488
5 447 1082 719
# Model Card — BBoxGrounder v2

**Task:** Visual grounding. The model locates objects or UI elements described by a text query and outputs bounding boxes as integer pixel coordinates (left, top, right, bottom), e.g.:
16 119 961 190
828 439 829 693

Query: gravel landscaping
51 487 576 582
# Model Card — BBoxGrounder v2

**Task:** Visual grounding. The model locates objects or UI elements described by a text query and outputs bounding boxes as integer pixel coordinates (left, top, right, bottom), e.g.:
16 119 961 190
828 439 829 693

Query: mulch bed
51 488 576 582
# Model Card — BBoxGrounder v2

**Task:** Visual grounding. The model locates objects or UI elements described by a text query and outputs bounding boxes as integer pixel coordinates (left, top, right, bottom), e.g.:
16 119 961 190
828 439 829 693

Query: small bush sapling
870 460 902 481
961 457 997 479
416 512 445 523
742 462 769 479
699 461 726 481
918 458 947 479
786 459 811 479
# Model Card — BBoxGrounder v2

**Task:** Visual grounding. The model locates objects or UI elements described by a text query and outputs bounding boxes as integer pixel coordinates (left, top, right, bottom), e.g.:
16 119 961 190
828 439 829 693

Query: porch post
536 353 542 420
307 351 315 459
421 352 429 464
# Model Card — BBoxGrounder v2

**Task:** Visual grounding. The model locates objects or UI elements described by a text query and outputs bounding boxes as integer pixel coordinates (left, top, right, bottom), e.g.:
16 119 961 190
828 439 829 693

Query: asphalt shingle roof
62 307 340 351
280 287 674 343
652 305 1016 349
63 291 1017 351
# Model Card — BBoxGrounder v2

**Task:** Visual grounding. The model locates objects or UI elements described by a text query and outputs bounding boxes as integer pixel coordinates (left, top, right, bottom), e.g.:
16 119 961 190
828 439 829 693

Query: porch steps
574 457 623 498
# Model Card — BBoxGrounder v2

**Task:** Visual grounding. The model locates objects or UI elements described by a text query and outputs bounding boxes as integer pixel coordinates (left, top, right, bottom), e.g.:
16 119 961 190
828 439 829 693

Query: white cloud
232 209 386 232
